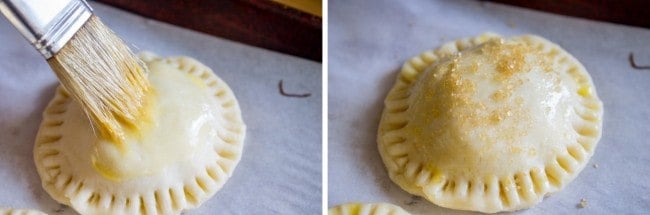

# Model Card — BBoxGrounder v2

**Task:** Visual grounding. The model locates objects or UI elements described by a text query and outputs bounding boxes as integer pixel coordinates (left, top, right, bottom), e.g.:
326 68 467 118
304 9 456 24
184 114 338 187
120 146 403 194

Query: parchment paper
0 2 321 214
329 0 650 214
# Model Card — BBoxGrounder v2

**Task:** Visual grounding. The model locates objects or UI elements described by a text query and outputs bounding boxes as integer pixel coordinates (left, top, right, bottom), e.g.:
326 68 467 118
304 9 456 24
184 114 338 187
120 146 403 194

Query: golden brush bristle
47 15 150 141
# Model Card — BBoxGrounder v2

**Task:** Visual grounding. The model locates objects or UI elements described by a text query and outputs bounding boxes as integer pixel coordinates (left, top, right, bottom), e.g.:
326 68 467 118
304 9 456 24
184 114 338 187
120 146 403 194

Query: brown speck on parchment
278 80 311 98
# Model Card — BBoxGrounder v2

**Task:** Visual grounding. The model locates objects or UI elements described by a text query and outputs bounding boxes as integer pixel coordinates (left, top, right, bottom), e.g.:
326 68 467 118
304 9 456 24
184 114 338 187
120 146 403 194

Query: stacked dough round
329 202 411 215
33 53 246 214
0 208 46 215
377 33 602 213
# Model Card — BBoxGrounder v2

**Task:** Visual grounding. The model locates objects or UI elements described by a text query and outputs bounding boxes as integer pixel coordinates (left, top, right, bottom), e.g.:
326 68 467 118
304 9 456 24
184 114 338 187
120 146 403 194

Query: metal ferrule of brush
0 0 92 58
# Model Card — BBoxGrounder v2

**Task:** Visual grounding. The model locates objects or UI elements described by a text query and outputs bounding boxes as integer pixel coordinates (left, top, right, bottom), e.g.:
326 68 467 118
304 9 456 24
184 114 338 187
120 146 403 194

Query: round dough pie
33 52 246 214
377 33 603 213
0 208 46 215
329 202 411 215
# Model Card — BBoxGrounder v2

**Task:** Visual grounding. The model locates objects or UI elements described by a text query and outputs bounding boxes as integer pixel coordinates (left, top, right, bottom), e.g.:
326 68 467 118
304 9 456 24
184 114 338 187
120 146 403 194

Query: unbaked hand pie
377 33 603 213
34 52 246 214
329 202 411 215
0 208 47 215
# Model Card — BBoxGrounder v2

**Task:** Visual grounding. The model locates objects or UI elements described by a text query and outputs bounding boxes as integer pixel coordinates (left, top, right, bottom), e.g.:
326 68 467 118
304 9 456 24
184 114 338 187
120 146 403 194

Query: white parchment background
329 0 650 214
0 2 322 214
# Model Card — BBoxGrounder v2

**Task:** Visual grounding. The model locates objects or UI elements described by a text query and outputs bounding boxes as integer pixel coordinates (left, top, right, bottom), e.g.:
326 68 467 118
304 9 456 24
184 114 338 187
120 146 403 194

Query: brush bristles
47 15 149 141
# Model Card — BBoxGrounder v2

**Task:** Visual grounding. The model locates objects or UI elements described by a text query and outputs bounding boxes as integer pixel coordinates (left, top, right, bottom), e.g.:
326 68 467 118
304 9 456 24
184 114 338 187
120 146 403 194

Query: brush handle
0 0 92 58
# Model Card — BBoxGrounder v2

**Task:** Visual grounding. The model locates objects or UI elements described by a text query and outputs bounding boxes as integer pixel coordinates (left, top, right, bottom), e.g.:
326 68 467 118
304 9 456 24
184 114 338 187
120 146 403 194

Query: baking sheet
329 0 650 214
0 2 321 214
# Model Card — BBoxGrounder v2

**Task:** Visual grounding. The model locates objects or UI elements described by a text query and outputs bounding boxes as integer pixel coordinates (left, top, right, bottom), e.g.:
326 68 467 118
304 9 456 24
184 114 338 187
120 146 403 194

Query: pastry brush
0 0 149 140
